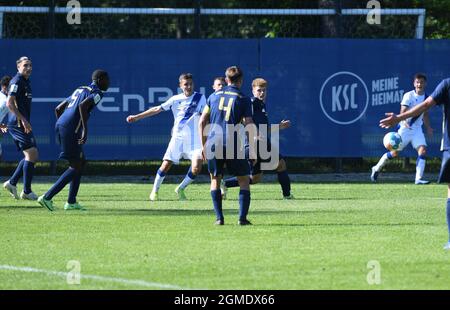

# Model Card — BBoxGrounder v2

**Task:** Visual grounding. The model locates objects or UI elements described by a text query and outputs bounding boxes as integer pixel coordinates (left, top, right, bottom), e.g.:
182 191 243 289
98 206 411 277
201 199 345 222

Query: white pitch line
0 264 194 290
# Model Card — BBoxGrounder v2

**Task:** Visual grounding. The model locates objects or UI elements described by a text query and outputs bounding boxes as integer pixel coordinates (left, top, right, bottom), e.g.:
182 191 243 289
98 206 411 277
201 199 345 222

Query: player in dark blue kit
199 66 255 225
3 56 39 200
38 70 110 211
380 78 450 250
222 78 293 199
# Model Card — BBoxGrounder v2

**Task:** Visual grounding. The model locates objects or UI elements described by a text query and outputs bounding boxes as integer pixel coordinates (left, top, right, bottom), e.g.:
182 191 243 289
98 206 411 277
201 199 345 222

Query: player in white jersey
371 73 433 184
0 75 12 160
126 73 206 201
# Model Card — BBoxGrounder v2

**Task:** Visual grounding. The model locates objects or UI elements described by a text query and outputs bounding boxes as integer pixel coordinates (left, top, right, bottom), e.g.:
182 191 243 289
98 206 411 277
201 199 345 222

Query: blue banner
0 39 449 160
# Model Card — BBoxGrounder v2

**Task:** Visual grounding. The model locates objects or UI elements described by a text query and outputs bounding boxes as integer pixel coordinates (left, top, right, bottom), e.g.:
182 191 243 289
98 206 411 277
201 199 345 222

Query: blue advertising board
0 39 449 160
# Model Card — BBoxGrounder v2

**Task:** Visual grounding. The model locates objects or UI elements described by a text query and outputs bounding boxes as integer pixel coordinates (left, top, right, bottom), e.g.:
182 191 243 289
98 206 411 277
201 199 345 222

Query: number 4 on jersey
219 97 234 121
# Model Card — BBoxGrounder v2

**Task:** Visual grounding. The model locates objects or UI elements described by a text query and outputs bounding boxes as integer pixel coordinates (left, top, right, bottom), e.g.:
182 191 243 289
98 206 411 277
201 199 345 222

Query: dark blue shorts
56 125 84 161
8 125 37 151
245 145 284 175
249 153 285 175
438 150 450 183
208 158 250 177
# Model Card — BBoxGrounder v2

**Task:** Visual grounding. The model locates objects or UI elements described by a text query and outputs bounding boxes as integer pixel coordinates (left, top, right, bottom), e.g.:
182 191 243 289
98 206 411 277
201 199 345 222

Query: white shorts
163 134 202 165
397 126 427 151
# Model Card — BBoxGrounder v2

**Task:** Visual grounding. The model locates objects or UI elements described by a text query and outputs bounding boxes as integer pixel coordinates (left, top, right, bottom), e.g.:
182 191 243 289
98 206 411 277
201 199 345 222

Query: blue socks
9 159 25 186
22 161 35 194
44 167 76 200
68 171 82 204
239 189 251 221
277 170 291 197
187 167 196 180
211 190 223 221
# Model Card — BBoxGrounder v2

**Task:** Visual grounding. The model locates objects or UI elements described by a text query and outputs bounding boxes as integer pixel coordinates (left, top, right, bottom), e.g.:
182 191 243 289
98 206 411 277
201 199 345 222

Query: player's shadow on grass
0 205 43 209
93 208 360 217
259 222 437 227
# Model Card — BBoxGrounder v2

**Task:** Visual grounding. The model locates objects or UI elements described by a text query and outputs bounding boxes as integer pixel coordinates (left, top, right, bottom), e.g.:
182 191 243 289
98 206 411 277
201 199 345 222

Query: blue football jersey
56 83 104 135
431 78 450 151
7 72 32 126
206 85 252 147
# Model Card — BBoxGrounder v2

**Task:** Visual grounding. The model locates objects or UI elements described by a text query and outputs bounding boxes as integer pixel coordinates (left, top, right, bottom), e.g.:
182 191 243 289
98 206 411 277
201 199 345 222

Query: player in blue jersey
372 73 433 184
199 66 255 225
2 57 39 200
212 77 225 92
0 75 12 161
380 78 450 250
37 70 110 211
221 78 293 199
126 73 206 201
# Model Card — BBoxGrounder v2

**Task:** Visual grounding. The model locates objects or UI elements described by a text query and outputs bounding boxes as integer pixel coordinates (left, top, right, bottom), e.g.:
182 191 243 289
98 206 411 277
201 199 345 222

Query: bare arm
270 119 291 133
380 96 436 129
55 100 69 120
422 110 434 137
199 109 210 147
198 107 211 160
6 95 31 133
126 106 163 123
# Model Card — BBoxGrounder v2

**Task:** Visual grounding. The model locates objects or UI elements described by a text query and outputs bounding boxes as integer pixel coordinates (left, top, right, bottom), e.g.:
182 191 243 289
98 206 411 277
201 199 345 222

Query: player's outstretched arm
55 100 68 119
380 96 436 129
198 107 210 161
126 106 163 123
6 95 31 133
423 111 434 137
270 119 291 133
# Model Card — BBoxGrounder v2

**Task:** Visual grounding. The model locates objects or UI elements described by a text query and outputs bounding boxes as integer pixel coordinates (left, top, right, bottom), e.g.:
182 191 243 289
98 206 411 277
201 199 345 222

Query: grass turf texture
0 181 449 289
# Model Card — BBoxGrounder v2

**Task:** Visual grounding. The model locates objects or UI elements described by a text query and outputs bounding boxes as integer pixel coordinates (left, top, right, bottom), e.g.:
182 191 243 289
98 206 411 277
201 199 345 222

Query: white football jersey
400 90 426 130
0 91 9 123
159 92 206 137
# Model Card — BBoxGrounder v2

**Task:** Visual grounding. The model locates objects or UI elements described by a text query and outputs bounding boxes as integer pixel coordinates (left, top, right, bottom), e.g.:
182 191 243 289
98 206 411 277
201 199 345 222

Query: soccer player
199 66 255 225
126 73 206 201
0 75 12 161
221 78 293 199
37 70 109 211
212 77 225 92
380 77 450 250
372 73 433 184
2 57 39 200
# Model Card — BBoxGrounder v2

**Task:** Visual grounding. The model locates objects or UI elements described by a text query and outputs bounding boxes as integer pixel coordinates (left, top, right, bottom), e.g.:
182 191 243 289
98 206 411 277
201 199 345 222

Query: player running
372 73 433 184
126 73 206 201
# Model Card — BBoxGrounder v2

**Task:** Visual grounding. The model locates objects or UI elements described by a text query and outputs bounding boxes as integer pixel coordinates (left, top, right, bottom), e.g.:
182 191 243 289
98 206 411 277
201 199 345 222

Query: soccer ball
383 132 402 151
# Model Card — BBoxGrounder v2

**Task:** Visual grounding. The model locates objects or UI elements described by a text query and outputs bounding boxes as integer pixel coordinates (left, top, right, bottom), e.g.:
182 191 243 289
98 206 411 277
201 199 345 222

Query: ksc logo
319 71 369 125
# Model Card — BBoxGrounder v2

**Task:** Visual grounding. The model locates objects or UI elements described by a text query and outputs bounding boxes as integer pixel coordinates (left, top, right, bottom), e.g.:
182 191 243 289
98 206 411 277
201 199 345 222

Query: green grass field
0 180 449 290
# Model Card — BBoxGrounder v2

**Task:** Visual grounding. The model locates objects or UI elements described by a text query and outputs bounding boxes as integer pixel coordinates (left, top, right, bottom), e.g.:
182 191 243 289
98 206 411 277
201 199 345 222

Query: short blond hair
252 78 267 88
